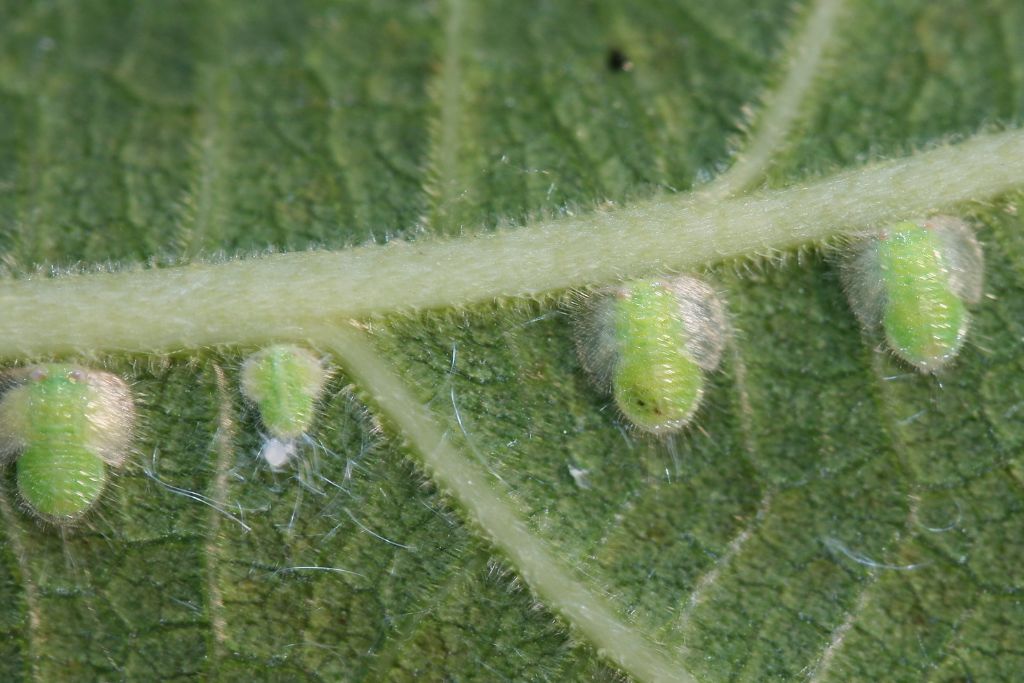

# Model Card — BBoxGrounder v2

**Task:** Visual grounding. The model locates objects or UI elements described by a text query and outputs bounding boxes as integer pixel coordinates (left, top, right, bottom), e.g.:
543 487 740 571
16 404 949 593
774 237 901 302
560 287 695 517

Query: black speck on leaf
607 48 633 73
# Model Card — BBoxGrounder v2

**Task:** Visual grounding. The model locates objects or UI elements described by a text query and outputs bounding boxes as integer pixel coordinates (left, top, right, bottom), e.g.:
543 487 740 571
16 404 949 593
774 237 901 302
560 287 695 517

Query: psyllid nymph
572 276 728 435
241 345 329 469
0 365 135 522
841 216 983 373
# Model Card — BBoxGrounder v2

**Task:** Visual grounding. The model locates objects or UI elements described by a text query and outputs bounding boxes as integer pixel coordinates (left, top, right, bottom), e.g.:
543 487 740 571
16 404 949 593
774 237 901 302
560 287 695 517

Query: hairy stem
2 128 1024 358
703 0 845 199
322 323 694 683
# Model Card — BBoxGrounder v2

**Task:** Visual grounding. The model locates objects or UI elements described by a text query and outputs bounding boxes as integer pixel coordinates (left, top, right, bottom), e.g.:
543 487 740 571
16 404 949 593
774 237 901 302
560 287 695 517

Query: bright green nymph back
611 281 705 434
241 345 327 440
876 222 968 372
574 276 727 435
6 366 110 521
843 217 983 373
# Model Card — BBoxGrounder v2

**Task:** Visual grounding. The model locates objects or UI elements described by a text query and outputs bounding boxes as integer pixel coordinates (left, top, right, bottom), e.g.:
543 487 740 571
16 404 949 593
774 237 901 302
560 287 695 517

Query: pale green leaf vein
423 0 468 230
675 491 773 636
204 363 235 656
3 129 1024 358
323 323 694 683
0 488 40 680
703 0 846 199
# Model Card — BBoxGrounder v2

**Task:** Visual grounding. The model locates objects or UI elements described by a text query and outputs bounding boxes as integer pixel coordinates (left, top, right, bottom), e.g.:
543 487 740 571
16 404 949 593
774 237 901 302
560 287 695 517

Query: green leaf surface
1 0 1023 681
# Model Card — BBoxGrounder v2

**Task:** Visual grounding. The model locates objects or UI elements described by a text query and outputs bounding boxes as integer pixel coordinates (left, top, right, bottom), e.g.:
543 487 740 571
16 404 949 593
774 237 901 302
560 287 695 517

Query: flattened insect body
0 365 135 522
842 217 983 373
241 345 328 469
17 440 108 521
573 276 727 435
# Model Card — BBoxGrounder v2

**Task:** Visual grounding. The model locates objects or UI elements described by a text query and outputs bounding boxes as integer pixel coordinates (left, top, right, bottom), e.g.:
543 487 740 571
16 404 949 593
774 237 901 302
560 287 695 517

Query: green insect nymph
241 345 328 469
0 365 135 522
573 276 728 435
842 216 984 373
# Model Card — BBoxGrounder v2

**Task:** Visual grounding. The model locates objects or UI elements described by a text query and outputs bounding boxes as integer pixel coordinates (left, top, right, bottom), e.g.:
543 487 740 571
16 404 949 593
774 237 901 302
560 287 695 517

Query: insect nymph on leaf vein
572 276 728 435
841 216 984 373
0 364 135 523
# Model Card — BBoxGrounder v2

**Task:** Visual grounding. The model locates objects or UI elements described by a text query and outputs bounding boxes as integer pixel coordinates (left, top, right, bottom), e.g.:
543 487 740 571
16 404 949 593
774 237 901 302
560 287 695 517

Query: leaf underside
1 0 1024 681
